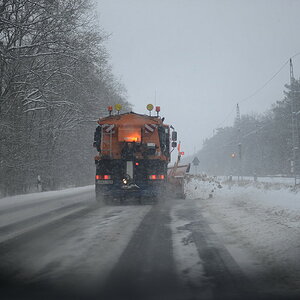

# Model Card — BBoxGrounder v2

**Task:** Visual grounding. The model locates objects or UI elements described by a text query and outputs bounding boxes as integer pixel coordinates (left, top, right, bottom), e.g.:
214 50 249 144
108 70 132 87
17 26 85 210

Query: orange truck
93 104 177 203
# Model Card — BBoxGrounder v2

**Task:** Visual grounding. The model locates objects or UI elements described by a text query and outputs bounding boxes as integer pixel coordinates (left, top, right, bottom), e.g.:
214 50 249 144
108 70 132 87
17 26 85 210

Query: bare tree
0 0 130 196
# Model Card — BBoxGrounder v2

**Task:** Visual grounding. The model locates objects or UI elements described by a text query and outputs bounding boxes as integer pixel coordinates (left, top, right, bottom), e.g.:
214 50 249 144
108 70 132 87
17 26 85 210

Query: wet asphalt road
0 190 299 300
100 200 184 300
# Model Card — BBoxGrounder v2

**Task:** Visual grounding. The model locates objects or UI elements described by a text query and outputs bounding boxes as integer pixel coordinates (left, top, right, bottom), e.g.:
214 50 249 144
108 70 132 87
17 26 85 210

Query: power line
240 60 289 104
240 51 300 104
215 106 235 128
221 123 269 148
215 52 300 128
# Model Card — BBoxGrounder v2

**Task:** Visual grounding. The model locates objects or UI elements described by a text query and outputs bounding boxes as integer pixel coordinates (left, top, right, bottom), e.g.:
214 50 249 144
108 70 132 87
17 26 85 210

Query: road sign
180 151 184 156
192 157 200 166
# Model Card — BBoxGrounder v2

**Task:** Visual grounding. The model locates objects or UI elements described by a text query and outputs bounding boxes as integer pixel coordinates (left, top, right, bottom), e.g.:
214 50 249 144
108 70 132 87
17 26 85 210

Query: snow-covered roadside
184 176 221 200
219 185 300 220
0 185 96 242
220 175 296 186
0 185 94 210
190 182 300 292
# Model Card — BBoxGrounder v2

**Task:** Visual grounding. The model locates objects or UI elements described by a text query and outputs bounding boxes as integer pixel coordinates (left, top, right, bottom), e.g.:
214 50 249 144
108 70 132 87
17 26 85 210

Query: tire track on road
190 218 256 300
100 199 185 300
175 202 259 300
0 201 152 300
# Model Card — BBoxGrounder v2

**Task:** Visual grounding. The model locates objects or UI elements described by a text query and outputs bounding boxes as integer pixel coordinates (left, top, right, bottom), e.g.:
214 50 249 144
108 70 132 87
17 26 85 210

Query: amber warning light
118 126 141 143
124 137 139 142
155 106 160 116
107 106 113 116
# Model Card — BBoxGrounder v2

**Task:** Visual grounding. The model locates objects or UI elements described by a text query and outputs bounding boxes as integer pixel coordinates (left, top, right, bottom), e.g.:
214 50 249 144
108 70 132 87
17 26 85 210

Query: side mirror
171 131 177 141
172 141 177 148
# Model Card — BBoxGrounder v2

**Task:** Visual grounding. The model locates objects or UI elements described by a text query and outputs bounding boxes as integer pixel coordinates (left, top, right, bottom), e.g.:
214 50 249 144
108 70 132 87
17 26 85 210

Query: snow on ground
184 177 300 291
218 175 296 185
170 204 205 288
170 200 218 299
0 186 95 233
220 185 300 218
184 175 221 200
0 185 94 209
219 175 299 191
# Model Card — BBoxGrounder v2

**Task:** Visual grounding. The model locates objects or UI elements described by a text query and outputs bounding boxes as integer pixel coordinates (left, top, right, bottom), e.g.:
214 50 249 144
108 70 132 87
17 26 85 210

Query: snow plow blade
167 163 190 198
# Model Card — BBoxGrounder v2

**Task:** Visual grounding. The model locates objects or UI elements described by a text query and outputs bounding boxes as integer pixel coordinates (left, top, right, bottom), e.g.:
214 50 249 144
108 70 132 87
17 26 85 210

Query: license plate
97 180 113 184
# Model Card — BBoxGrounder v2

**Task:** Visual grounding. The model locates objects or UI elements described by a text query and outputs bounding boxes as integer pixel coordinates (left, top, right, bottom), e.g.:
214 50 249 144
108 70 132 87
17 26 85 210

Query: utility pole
290 58 298 186
236 103 242 181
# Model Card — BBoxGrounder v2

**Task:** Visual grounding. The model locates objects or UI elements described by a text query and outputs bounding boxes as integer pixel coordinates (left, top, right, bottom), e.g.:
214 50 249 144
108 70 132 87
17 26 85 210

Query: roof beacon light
155 106 160 116
107 106 113 116
147 104 154 116
115 104 122 114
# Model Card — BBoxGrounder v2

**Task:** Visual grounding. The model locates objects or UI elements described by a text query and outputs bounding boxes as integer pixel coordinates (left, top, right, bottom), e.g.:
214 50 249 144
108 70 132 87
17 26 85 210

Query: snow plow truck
93 104 177 203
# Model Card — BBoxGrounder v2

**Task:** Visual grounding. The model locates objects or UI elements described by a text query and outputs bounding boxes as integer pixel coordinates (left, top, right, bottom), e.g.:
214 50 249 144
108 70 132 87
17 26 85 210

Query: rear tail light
96 175 111 180
149 175 165 180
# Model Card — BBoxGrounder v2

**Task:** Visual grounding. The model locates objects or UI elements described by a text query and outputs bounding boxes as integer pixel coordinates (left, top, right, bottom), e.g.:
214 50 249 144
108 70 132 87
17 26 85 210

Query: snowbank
0 185 94 209
187 183 300 290
184 175 222 200
220 185 300 212
221 175 299 191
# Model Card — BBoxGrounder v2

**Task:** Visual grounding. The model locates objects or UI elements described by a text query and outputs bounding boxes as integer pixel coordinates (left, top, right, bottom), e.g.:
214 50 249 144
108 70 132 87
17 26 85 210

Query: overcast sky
97 0 300 156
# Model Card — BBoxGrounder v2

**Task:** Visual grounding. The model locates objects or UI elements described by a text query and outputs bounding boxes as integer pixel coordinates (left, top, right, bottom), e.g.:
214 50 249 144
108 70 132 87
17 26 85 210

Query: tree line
0 0 130 196
196 77 300 177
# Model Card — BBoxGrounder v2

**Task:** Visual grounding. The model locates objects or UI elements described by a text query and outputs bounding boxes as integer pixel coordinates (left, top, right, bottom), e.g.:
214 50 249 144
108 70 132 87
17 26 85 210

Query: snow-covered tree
0 0 130 196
